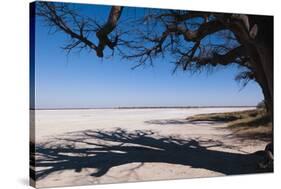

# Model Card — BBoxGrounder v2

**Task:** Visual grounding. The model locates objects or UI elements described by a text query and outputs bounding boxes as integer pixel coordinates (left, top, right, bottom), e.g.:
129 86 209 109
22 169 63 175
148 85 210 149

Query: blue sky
33 2 263 108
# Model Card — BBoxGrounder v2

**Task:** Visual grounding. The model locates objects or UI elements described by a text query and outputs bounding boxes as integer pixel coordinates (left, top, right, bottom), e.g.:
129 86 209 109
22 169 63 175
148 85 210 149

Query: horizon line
31 105 257 110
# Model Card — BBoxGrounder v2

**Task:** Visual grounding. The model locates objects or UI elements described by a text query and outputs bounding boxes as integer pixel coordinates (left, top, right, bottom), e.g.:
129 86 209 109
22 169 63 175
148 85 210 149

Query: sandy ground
31 108 268 188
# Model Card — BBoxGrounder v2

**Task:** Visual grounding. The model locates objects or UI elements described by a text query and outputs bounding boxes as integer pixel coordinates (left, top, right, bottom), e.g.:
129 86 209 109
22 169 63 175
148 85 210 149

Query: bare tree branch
37 2 123 57
95 6 123 57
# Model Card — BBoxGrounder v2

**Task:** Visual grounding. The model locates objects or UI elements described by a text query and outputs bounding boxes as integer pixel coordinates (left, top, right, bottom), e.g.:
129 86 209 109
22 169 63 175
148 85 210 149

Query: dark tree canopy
35 2 273 116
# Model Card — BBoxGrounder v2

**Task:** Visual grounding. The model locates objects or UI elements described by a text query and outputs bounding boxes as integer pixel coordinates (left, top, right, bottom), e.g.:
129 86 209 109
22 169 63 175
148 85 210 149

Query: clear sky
33 3 263 109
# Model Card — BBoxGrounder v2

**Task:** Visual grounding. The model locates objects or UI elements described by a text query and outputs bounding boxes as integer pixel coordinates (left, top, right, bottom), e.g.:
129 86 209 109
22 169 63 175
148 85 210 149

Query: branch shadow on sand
31 128 271 182
144 119 224 126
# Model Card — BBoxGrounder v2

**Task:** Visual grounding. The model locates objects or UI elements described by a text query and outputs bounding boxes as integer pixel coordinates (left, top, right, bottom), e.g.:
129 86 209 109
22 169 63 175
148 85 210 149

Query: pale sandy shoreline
31 107 269 188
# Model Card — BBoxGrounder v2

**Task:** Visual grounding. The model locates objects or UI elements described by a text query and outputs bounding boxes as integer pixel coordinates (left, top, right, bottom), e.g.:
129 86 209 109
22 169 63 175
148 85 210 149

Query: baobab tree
35 1 273 117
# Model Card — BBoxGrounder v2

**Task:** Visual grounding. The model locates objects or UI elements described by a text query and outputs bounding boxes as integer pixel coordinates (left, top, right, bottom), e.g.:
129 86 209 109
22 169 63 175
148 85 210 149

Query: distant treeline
116 106 255 109
31 106 256 110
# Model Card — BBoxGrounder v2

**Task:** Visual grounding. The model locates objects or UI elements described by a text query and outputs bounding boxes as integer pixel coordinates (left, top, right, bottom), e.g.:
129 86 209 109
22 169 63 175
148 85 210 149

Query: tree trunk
248 15 273 119
254 47 273 119
246 42 273 119
230 15 273 119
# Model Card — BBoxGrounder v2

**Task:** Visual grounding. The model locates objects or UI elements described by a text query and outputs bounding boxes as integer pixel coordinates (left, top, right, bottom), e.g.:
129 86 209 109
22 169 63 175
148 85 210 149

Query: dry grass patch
186 108 272 141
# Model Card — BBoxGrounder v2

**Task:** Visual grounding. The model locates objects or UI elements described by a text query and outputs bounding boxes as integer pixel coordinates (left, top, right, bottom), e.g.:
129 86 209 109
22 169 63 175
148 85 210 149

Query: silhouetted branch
36 3 273 96
37 2 123 57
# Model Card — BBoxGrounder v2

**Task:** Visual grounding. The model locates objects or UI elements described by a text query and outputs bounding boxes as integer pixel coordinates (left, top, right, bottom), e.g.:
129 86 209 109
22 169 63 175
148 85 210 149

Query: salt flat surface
32 107 267 188
34 107 253 140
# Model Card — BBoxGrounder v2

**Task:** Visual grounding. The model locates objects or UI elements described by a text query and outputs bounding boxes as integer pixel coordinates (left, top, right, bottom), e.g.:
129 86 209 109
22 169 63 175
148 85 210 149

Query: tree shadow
32 128 271 182
145 119 223 126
